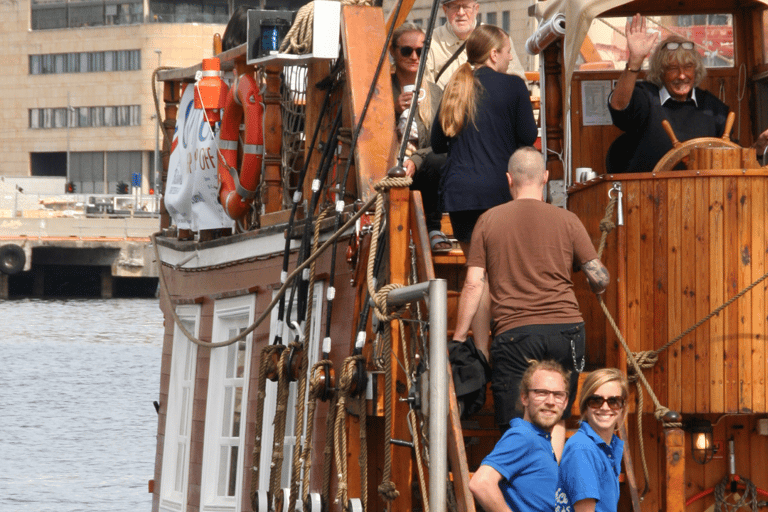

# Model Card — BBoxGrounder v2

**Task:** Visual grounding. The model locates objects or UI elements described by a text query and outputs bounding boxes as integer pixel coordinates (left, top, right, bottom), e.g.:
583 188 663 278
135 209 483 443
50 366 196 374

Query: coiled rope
279 0 373 55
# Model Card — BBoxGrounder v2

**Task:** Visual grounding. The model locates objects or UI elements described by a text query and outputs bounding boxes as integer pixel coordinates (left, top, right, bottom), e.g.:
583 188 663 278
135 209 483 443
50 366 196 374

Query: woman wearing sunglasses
555 368 629 512
606 13 731 173
389 23 451 252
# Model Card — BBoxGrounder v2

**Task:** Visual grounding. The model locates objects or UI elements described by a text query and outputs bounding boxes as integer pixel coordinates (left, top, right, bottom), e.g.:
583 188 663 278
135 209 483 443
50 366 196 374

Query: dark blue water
0 298 163 512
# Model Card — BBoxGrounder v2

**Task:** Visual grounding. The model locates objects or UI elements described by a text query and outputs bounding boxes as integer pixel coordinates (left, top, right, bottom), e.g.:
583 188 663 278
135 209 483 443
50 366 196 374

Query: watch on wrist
625 62 641 73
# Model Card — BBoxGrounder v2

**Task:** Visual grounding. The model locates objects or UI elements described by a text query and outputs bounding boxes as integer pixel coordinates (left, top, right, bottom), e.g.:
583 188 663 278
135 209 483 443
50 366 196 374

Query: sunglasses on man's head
585 395 625 410
398 46 423 58
664 41 694 51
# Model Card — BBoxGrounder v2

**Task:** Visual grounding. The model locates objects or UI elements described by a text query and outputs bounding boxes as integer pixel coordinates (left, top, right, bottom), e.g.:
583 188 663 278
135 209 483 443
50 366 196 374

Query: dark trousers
490 322 585 432
410 151 445 233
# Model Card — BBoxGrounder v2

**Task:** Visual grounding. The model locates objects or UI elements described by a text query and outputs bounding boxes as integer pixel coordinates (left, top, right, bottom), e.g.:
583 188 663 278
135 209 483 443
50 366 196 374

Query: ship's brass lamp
687 418 716 465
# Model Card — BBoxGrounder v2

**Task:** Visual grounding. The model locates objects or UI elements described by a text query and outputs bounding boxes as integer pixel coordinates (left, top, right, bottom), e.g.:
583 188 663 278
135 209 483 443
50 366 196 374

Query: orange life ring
217 73 264 220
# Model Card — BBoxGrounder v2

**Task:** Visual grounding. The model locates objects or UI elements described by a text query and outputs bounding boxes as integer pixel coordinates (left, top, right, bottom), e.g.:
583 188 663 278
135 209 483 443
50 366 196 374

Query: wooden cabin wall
569 173 768 415
620 413 768 512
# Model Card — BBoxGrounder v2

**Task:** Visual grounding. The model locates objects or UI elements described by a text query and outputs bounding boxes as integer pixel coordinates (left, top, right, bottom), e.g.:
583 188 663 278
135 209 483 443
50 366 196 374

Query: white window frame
159 305 201 512
200 295 256 512
258 282 324 496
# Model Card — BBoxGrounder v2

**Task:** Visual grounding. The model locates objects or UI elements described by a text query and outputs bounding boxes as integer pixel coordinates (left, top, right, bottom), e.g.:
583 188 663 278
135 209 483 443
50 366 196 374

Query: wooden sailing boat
150 1 768 512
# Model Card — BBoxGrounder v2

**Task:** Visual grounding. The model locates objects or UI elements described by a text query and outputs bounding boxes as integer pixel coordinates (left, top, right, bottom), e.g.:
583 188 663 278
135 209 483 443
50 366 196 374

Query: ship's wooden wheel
651 111 739 173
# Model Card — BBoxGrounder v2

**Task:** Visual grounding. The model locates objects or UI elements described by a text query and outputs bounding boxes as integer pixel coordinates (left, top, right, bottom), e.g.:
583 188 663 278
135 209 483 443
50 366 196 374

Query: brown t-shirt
466 198 598 335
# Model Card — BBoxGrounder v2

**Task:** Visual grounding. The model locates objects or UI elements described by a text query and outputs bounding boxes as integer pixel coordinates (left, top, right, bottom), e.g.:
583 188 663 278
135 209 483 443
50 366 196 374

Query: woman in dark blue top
431 24 537 354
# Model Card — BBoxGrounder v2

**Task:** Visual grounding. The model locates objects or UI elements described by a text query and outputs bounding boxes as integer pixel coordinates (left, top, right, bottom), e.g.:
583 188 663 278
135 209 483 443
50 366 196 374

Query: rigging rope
594 186 768 499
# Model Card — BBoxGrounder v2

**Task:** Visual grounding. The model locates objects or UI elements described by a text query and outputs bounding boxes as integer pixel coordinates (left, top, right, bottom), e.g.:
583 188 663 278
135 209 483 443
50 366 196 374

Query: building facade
0 0 258 195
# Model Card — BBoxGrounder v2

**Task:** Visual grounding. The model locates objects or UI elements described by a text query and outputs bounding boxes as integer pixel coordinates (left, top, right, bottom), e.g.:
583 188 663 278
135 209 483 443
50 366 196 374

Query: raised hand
625 13 659 67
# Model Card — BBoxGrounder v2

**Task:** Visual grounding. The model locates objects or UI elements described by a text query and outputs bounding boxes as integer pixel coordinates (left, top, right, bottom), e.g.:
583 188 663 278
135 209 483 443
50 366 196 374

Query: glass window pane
486 12 496 26
29 109 39 129
175 442 185 492
502 11 510 33
217 446 229 496
232 386 242 437
117 105 129 126
42 54 53 74
584 14 734 72
91 107 103 127
54 108 66 128
104 106 115 126
80 53 90 72
179 388 189 435
30 55 41 75
91 52 104 72
130 49 141 70
78 107 90 127
54 54 64 73
67 53 79 73
43 108 52 128
116 50 126 71
32 6 67 30
221 386 232 436
104 51 115 72
227 446 238 496
71 4 104 28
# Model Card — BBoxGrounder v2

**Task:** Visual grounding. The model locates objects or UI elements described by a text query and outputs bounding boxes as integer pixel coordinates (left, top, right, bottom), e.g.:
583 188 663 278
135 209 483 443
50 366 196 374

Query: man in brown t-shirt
452 146 609 461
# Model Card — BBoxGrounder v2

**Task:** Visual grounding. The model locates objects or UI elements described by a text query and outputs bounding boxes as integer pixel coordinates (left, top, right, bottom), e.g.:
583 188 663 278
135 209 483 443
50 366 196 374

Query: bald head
507 147 547 191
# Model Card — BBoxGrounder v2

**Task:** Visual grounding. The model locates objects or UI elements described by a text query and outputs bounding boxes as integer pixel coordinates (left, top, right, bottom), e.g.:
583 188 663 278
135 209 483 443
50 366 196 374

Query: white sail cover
164 84 234 232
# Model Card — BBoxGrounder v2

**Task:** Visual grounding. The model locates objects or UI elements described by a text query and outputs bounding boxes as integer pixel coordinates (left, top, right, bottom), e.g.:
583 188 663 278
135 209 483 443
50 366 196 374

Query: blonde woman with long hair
433 24 537 356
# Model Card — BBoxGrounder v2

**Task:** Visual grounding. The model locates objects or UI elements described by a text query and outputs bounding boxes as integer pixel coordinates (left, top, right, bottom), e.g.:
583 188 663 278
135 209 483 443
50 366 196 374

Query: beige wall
0 1 226 186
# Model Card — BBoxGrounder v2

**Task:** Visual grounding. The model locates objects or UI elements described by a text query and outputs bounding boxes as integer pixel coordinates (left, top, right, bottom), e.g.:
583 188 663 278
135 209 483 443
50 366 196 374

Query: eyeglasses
445 2 476 13
665 63 696 75
398 46 423 58
528 388 568 404
664 41 694 51
585 395 625 410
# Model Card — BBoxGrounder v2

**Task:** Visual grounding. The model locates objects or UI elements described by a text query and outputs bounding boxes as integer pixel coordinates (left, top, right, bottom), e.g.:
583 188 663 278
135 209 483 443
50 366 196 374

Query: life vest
217 73 264 220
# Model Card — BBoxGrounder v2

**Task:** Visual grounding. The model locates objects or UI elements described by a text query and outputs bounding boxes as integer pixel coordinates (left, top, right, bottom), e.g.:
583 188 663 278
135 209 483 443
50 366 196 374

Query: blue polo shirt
480 418 559 512
556 422 624 512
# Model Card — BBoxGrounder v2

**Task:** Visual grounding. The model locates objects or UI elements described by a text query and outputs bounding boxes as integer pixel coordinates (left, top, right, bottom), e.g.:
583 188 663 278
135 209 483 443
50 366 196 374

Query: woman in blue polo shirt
556 368 629 512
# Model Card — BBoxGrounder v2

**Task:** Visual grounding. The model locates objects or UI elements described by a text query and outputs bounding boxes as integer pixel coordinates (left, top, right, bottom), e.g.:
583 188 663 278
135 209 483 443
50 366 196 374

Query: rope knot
599 218 616 234
630 351 658 371
377 480 400 502
373 283 407 322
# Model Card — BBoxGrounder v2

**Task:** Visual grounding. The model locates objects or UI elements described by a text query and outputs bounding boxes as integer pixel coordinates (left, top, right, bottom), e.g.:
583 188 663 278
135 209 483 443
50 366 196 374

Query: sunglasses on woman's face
664 41 694 51
585 395 625 410
398 46 423 58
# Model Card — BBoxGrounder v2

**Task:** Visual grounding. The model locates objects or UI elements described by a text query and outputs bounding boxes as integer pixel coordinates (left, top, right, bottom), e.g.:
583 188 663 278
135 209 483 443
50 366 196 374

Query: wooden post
160 80 180 230
543 41 564 182
262 65 283 213
664 427 685 512
387 168 413 512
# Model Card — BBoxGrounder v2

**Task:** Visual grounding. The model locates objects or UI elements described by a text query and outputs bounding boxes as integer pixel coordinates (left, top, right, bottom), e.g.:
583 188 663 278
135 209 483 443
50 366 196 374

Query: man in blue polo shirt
469 360 569 512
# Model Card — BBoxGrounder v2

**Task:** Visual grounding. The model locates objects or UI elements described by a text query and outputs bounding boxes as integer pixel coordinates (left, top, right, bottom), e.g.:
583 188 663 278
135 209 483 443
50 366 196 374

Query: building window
29 105 141 129
502 10 510 32
200 296 255 511
31 0 143 30
29 50 141 75
159 307 199 512
486 11 497 26
150 0 228 24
